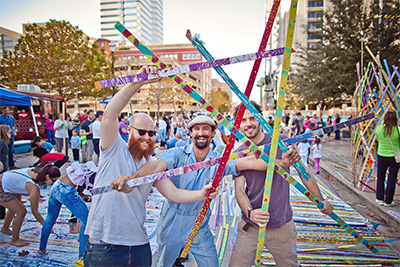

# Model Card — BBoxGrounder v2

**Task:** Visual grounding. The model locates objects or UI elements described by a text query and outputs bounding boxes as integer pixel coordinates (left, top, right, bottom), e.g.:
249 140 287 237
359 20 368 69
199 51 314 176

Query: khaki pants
229 219 299 267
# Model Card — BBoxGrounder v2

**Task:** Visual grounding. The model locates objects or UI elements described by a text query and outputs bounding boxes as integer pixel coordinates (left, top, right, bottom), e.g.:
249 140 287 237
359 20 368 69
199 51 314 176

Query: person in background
0 106 17 170
334 113 341 140
0 164 60 247
92 111 103 164
158 117 168 150
298 139 311 167
0 125 10 219
45 114 55 145
174 132 186 148
79 109 87 124
80 110 95 163
304 115 311 130
311 137 322 174
70 129 81 162
54 113 72 154
118 114 129 142
297 112 304 129
311 114 319 126
32 147 68 169
39 162 95 258
374 110 400 207
33 136 54 153
66 114 73 143
0 125 10 173
326 116 333 142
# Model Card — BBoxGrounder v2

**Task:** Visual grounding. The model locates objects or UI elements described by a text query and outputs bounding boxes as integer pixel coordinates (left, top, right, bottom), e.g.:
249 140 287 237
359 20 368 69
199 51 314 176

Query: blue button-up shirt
0 114 15 134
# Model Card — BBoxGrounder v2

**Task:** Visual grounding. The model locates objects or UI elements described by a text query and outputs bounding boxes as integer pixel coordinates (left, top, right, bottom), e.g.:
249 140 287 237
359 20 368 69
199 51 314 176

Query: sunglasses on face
131 126 157 137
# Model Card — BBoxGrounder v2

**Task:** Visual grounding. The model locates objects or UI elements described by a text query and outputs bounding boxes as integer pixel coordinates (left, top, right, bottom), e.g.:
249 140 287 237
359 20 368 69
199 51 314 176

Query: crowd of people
0 66 396 267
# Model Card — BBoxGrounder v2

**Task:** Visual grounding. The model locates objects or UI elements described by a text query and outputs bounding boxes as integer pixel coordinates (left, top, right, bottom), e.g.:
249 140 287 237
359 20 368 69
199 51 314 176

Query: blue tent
0 87 32 106
0 87 39 136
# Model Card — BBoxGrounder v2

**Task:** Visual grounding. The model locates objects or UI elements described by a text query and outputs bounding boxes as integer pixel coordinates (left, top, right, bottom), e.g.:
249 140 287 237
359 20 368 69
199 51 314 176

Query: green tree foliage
0 20 112 100
291 0 399 109
208 88 232 114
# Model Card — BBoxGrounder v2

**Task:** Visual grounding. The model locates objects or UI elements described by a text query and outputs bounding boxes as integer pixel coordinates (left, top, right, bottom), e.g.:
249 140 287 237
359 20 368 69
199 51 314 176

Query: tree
291 0 400 108
146 78 175 121
0 20 111 101
208 88 232 114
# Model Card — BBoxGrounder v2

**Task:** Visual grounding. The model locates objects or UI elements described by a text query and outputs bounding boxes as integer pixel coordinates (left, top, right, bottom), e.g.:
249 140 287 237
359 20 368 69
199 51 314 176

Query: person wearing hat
112 115 299 267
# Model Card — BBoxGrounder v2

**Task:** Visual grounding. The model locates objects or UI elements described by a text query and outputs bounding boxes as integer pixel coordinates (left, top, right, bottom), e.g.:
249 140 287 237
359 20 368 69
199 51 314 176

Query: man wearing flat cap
113 115 299 266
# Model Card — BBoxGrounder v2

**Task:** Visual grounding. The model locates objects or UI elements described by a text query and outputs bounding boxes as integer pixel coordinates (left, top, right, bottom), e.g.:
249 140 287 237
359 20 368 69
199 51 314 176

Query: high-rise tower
100 0 163 44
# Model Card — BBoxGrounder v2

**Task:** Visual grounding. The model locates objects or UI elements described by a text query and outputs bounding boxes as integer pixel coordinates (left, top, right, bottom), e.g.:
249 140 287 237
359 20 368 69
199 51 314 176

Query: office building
100 0 163 44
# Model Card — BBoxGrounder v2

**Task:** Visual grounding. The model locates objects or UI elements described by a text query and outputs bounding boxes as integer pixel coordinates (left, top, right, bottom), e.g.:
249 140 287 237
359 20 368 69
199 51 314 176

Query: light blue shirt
158 144 238 211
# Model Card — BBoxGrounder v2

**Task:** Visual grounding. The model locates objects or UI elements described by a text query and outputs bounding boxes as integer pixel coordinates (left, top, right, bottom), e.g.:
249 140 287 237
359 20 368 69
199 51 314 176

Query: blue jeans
156 203 217 267
46 129 55 145
158 128 167 142
83 242 151 267
39 180 89 258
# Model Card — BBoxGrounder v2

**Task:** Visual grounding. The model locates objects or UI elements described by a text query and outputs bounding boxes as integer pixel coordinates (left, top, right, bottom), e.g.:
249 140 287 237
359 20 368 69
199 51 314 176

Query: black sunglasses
131 126 157 137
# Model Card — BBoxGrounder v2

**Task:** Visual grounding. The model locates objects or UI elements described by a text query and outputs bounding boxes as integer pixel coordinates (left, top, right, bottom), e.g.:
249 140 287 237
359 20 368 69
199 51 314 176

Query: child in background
70 129 81 162
311 137 322 174
298 139 311 167
175 132 186 148
33 136 54 153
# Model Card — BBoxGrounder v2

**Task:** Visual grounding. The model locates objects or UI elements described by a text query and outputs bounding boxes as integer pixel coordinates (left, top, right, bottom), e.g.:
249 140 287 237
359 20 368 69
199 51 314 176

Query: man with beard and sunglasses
112 114 299 267
229 101 333 267
84 67 220 267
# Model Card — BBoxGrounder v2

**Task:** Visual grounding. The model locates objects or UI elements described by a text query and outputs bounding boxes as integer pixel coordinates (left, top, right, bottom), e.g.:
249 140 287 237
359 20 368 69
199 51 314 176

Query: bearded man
84 67 220 266
112 114 299 267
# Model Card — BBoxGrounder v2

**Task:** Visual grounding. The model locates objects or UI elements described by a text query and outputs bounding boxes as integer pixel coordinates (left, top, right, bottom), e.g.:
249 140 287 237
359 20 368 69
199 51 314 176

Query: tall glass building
100 0 163 44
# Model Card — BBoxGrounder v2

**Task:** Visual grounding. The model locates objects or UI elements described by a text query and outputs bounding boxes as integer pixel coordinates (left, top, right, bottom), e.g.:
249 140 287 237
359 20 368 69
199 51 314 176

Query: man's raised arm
100 66 161 150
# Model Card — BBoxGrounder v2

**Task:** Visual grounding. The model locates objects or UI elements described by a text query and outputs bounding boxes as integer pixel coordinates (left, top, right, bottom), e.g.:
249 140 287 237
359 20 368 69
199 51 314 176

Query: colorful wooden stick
181 0 281 257
273 165 379 254
114 21 378 255
90 113 373 195
255 0 298 265
94 47 289 89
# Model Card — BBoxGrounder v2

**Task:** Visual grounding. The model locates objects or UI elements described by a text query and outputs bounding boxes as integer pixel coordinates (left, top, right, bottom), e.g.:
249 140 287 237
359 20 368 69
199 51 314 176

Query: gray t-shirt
233 134 293 229
85 136 154 246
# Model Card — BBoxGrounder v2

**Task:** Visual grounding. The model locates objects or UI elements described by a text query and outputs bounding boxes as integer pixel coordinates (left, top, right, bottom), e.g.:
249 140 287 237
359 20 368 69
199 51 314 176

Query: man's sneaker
375 199 385 206
383 202 395 207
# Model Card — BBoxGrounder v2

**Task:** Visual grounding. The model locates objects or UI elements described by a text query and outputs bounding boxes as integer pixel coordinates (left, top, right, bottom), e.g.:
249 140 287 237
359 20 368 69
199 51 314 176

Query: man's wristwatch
247 208 254 219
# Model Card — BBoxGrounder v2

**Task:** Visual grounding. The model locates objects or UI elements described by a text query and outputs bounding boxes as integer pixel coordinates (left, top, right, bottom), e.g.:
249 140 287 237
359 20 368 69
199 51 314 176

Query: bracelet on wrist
247 208 254 219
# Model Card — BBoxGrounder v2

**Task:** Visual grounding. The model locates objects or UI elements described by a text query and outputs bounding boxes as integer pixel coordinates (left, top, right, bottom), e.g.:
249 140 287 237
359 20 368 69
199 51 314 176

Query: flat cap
187 115 216 129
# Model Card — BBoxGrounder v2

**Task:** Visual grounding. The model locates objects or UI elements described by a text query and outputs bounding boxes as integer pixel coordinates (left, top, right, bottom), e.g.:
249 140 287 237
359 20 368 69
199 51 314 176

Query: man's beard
244 124 261 139
128 135 155 161
193 135 211 149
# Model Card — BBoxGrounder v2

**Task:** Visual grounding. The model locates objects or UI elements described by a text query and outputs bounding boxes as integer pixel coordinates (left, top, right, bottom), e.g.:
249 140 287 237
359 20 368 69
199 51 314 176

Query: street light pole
110 42 116 96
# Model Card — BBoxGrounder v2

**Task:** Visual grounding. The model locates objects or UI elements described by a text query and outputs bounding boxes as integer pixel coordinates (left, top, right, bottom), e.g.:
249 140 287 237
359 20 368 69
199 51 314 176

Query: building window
308 11 323 18
196 54 200 59
308 1 323 7
187 54 191 59
183 54 187 60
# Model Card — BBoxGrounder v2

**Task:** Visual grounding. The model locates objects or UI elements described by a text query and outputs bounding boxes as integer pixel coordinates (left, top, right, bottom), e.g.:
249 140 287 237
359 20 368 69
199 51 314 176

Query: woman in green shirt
374 111 400 207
